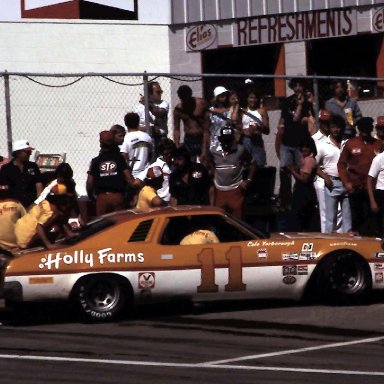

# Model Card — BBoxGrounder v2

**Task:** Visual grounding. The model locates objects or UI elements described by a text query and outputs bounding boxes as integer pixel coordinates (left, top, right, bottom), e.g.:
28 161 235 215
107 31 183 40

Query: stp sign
186 24 217 51
373 7 384 32
100 161 117 173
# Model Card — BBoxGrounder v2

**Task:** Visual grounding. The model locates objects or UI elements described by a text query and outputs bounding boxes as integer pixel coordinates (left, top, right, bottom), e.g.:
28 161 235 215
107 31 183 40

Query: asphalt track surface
0 297 384 384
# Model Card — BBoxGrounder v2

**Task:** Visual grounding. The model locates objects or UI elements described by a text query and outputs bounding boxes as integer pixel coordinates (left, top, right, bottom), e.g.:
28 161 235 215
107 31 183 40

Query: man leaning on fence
134 81 169 156
173 85 210 161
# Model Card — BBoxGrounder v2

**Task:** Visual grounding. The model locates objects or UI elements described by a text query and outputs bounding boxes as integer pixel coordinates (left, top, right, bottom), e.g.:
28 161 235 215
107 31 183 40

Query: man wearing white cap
0 139 43 208
208 86 233 151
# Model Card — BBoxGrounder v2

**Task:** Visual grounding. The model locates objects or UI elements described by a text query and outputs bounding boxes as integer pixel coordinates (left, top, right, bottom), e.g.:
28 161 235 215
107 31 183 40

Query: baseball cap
12 140 34 153
356 117 374 131
146 166 163 180
376 116 384 128
213 86 229 97
49 183 67 196
99 130 114 146
318 109 331 122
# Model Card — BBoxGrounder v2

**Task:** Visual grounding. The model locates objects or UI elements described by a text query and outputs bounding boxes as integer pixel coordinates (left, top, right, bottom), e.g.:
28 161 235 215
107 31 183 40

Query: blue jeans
242 136 266 167
278 144 302 208
279 144 301 168
324 178 351 233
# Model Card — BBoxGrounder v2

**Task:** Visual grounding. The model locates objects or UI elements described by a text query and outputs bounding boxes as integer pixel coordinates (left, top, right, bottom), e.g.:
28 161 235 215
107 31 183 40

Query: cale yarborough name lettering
248 240 294 247
39 248 144 270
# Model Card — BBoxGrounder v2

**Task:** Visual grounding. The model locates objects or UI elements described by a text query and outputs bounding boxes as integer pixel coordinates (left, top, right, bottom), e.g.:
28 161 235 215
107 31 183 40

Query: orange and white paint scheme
1 206 384 321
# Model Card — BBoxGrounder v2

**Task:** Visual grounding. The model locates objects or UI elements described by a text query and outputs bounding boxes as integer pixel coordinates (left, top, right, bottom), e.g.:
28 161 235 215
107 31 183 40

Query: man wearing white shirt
316 115 351 233
312 109 331 232
367 150 384 237
150 138 175 203
120 112 153 181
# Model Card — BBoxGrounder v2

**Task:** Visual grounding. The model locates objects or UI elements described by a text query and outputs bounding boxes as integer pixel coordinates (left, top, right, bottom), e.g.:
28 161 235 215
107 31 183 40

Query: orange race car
1 206 384 321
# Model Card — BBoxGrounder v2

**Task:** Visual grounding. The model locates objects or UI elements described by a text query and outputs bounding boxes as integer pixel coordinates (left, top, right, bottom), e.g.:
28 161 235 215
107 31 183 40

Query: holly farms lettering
39 248 144 270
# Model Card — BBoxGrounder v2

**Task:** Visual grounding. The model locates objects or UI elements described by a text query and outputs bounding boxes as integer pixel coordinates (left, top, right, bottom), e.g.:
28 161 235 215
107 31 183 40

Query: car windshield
227 213 270 239
161 212 269 245
64 217 115 245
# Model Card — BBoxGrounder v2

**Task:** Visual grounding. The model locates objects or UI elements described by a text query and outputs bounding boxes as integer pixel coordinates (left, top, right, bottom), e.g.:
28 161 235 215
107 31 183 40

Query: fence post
143 71 150 134
4 71 12 157
313 74 319 130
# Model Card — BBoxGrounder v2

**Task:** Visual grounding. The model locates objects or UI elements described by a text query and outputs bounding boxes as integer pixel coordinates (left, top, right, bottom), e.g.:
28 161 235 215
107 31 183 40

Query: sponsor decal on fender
138 272 155 289
282 252 317 261
330 242 358 247
283 265 297 275
297 265 308 275
283 275 296 285
257 249 268 259
375 272 384 283
302 243 313 251
282 265 308 276
29 277 54 284
39 248 144 270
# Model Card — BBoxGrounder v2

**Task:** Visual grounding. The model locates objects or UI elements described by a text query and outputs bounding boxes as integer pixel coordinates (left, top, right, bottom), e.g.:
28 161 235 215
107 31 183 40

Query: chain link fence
1 72 383 195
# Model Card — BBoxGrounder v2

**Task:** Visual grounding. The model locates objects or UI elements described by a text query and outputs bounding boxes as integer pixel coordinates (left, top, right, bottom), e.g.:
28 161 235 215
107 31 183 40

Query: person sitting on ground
136 166 167 211
14 183 76 250
35 162 84 226
0 176 26 250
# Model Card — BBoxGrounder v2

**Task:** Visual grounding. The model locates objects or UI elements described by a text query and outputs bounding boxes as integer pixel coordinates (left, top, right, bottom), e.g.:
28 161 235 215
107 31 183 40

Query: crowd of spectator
1 78 384 252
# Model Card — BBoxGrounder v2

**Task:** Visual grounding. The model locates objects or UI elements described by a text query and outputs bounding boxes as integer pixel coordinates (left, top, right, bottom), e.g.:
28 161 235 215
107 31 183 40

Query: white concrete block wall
0 22 171 72
0 21 173 195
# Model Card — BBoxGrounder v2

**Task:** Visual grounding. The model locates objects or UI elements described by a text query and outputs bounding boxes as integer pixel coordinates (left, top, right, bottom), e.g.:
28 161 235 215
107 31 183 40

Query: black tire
317 253 372 304
73 275 128 322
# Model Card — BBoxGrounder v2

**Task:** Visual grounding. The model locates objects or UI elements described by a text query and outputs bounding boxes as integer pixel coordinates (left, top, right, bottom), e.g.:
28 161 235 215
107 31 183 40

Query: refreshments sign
235 8 357 46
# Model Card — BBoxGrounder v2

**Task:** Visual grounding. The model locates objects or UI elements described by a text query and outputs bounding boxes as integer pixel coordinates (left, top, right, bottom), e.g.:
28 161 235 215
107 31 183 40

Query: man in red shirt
338 117 384 235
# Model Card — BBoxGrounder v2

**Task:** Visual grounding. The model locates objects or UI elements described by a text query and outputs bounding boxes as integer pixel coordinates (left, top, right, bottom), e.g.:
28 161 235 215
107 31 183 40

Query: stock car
1 205 384 321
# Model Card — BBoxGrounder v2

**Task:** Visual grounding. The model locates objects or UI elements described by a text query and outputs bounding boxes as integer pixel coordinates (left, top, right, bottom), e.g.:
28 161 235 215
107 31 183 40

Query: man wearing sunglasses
134 81 169 156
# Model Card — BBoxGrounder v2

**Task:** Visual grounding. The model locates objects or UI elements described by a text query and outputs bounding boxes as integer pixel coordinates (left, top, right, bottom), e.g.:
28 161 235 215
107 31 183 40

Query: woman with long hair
240 87 270 168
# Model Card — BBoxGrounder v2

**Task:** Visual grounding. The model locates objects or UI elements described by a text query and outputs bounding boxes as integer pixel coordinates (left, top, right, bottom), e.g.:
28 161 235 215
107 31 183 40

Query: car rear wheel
74 275 128 321
318 253 371 303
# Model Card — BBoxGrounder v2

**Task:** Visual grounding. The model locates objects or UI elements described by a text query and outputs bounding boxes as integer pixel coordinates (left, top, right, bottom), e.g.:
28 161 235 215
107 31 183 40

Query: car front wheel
74 275 127 321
